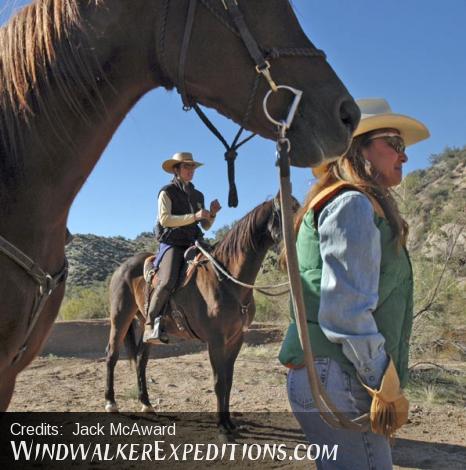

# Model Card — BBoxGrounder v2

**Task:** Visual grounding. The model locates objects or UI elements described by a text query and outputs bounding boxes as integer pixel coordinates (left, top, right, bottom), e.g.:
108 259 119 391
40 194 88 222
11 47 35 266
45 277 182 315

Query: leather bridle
159 0 326 207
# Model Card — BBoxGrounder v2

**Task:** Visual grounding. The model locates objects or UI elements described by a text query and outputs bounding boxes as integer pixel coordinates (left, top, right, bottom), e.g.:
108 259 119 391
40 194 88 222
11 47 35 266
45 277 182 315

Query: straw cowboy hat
313 98 430 177
354 98 429 145
162 152 204 174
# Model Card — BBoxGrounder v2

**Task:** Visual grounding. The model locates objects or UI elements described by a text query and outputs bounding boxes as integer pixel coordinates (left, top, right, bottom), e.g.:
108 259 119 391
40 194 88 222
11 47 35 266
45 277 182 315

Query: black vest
155 180 204 246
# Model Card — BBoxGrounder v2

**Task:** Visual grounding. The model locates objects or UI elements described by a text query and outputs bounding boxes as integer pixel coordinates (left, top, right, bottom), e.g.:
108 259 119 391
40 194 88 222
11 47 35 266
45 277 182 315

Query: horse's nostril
339 99 361 135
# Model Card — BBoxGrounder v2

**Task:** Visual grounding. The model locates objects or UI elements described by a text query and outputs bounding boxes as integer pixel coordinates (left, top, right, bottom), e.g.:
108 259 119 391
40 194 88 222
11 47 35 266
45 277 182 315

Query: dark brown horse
0 0 359 410
105 197 293 434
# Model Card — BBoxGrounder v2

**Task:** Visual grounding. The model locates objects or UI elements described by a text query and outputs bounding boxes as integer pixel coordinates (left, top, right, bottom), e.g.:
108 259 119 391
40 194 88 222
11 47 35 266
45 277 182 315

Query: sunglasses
180 163 197 170
367 135 406 154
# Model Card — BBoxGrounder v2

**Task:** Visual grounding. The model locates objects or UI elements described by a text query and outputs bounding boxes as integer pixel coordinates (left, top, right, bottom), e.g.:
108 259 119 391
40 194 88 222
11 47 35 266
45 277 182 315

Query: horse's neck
228 238 273 287
3 1 165 228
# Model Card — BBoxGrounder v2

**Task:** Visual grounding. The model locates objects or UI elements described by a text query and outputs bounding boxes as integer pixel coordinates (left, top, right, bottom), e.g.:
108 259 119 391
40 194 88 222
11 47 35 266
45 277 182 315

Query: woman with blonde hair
279 99 429 469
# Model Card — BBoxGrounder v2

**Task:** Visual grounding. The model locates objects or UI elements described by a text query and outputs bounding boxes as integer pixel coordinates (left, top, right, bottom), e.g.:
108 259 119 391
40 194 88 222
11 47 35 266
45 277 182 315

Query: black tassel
228 184 238 208
225 149 238 207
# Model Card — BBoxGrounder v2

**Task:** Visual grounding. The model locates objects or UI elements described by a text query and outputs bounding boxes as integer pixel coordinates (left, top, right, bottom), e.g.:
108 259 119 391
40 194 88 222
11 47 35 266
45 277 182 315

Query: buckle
255 61 278 92
39 274 54 296
222 0 238 10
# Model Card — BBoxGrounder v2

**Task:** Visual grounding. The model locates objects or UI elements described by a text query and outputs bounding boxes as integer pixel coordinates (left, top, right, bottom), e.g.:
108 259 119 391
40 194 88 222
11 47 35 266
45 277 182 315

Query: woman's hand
209 199 222 217
195 209 211 221
362 358 409 437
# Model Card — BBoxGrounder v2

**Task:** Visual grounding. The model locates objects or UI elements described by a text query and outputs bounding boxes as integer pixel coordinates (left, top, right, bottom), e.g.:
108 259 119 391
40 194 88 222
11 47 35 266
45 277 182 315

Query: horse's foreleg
208 335 244 435
223 335 244 426
136 343 154 412
208 342 228 431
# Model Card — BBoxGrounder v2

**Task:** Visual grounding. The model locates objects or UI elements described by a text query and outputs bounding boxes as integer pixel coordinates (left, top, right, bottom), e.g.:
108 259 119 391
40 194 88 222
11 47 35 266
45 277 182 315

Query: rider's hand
209 199 222 217
195 209 211 221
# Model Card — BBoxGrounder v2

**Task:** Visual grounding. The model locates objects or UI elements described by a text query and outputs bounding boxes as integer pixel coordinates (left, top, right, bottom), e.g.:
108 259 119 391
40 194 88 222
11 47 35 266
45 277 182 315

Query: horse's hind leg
105 279 138 413
105 336 120 412
136 342 154 412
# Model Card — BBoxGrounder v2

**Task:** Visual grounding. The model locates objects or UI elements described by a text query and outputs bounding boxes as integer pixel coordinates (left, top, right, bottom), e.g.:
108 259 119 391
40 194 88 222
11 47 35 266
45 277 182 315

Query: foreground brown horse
0 0 359 410
105 197 293 434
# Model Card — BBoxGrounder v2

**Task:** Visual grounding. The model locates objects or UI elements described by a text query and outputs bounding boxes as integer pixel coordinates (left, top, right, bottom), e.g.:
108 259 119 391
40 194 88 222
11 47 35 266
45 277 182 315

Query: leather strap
310 181 386 224
277 146 370 432
0 234 50 286
0 234 68 365
178 0 198 109
175 0 257 207
191 103 256 205
166 0 325 207
223 0 268 71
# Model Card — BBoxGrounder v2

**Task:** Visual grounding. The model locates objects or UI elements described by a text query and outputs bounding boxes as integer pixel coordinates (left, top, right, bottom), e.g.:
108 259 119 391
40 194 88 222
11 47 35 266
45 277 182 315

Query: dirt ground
8 343 466 470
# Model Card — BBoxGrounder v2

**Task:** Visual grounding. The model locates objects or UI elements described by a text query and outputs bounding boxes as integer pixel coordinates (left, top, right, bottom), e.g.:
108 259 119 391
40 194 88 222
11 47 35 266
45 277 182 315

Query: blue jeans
287 358 392 470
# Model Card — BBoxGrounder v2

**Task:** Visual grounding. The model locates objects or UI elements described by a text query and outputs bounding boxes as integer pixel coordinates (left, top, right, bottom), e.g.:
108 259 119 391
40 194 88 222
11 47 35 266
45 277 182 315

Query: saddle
142 245 210 338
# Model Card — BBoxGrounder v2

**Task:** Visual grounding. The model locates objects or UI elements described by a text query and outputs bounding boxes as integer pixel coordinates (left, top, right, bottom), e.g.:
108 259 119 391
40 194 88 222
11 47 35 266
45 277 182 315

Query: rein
193 240 290 297
262 91 370 432
0 235 68 365
159 0 325 207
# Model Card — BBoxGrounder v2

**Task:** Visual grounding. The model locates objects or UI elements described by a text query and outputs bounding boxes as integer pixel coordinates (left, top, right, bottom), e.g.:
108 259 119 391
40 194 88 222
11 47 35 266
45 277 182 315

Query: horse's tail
124 320 140 369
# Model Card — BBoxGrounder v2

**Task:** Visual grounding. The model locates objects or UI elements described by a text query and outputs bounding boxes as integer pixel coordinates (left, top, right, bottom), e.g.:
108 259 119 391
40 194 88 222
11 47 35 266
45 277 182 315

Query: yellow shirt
158 191 215 231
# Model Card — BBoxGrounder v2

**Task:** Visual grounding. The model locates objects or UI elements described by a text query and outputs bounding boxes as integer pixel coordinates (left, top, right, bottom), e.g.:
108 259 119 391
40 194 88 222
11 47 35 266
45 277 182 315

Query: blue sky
3 1 466 238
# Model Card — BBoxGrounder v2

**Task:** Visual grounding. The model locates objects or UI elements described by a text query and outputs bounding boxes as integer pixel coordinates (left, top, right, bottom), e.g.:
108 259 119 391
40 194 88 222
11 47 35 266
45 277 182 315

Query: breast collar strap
0 234 68 366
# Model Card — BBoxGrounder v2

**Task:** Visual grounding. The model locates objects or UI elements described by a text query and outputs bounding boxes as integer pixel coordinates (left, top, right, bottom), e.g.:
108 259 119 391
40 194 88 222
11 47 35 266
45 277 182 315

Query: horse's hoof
105 402 119 413
218 431 236 444
224 419 242 435
140 404 156 413
232 423 245 432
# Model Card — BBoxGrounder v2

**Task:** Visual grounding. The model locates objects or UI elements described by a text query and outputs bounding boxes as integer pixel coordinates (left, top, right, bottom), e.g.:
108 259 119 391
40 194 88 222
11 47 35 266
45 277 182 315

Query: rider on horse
143 152 221 344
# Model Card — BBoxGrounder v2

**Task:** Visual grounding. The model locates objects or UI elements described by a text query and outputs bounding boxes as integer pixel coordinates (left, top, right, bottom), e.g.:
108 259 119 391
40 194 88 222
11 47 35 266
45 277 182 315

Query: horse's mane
213 200 272 265
0 0 105 181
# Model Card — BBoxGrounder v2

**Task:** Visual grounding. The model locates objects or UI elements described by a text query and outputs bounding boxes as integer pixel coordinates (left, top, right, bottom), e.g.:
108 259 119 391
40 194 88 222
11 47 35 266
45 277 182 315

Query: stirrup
143 323 169 345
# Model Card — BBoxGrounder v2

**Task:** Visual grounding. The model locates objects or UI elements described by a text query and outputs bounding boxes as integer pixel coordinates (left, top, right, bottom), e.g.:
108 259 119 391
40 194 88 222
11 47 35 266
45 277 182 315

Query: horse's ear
291 196 301 213
273 192 300 213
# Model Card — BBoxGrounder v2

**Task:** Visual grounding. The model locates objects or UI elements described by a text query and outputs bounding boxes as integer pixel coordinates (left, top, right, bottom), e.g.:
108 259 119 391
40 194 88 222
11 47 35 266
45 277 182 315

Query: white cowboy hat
162 152 204 174
313 98 430 177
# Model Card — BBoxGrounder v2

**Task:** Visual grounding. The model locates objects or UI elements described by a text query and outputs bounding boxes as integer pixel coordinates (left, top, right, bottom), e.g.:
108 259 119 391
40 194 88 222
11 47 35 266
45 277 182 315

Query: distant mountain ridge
65 232 156 287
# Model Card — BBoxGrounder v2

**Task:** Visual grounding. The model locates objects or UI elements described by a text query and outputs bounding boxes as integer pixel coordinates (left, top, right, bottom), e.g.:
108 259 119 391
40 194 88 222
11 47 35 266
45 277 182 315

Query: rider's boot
143 285 169 345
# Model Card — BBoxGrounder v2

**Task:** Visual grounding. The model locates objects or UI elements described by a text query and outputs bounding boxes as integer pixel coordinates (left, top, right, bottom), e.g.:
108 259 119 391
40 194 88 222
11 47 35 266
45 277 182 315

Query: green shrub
410 256 465 361
406 367 465 405
253 257 290 323
254 292 289 323
59 281 109 320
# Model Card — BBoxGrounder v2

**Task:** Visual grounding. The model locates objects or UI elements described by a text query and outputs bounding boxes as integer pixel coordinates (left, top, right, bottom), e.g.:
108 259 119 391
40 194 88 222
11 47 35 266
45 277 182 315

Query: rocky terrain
398 146 465 266
66 232 156 287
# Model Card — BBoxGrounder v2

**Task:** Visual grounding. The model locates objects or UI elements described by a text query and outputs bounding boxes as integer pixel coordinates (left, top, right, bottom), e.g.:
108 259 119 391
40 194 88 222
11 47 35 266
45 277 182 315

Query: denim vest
279 185 413 387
